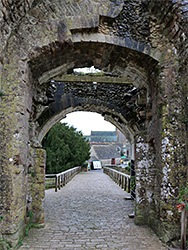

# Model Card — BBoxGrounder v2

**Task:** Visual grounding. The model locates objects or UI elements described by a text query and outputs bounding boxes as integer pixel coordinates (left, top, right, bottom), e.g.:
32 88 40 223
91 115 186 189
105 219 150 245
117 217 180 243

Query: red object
175 204 185 210
111 158 115 165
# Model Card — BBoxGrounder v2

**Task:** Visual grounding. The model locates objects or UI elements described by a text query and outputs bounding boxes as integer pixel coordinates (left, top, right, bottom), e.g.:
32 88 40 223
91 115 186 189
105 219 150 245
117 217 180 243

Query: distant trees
42 122 90 174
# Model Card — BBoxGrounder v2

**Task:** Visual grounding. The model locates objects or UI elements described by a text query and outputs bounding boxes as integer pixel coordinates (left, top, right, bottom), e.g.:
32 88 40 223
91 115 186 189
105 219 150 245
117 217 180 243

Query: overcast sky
61 111 115 135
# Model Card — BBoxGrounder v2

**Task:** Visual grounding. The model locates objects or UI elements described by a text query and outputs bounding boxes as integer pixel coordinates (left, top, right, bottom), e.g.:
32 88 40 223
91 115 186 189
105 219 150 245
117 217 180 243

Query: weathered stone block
28 148 46 226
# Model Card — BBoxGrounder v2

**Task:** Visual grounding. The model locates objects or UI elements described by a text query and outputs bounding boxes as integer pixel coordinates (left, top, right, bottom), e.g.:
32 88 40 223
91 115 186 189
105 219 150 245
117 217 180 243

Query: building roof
91 131 116 136
90 143 124 160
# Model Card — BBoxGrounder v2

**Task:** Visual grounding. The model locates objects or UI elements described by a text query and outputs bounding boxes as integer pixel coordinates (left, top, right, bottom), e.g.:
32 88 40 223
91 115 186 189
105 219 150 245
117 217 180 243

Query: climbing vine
130 176 136 191
176 182 188 211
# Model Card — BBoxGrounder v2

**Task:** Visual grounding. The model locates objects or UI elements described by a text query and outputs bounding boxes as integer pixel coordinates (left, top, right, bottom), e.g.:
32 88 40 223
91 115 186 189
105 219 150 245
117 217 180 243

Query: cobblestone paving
19 170 168 250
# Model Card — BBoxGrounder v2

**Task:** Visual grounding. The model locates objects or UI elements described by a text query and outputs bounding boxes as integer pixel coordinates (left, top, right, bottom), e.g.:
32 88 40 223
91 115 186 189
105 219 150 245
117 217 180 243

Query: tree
42 122 90 174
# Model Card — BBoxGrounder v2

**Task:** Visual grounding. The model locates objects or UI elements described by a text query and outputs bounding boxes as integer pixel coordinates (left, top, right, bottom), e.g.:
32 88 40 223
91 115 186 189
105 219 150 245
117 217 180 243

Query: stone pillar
0 71 28 247
134 134 156 226
0 36 33 248
27 148 46 227
155 55 187 242
135 48 188 242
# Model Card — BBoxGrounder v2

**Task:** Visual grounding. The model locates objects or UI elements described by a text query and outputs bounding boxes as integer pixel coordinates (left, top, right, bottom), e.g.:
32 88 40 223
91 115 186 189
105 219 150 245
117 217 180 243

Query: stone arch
25 37 161 238
37 105 134 145
28 40 158 135
19 36 159 239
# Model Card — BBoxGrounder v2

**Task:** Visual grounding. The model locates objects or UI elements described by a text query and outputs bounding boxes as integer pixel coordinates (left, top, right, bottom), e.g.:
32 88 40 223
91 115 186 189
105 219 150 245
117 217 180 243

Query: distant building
84 129 128 143
90 131 117 142
84 129 134 163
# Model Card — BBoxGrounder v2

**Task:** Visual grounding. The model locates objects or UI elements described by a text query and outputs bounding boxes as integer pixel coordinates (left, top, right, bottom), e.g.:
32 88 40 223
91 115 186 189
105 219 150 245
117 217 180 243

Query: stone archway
26 41 155 242
0 0 188 248
20 38 176 245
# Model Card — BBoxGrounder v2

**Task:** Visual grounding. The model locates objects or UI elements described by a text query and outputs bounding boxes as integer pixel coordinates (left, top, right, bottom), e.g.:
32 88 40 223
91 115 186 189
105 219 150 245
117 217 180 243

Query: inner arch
37 105 134 144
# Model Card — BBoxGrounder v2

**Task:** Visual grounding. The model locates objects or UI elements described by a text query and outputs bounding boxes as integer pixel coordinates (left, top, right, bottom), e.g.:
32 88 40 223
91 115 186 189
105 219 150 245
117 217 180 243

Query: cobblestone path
19 170 168 250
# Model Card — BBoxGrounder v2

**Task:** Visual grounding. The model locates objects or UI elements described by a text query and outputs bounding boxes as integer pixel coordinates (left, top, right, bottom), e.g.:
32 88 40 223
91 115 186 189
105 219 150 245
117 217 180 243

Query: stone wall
133 3 188 237
0 0 188 247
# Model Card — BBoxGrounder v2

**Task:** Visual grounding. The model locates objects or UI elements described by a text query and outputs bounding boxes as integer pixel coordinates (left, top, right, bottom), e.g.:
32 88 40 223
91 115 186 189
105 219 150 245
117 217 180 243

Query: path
19 170 168 249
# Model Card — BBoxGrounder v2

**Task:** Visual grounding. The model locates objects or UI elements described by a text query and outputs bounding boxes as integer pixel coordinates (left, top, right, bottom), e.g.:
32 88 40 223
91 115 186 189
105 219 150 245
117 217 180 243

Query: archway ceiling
29 42 157 142
29 42 158 86
35 78 147 141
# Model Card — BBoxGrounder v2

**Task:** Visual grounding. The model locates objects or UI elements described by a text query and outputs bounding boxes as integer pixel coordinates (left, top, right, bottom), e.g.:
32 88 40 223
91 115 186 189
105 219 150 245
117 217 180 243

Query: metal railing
103 166 131 194
130 160 136 200
45 166 81 192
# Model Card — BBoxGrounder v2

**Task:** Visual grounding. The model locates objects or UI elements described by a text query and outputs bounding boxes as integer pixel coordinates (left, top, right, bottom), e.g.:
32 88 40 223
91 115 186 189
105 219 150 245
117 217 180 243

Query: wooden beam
54 75 133 85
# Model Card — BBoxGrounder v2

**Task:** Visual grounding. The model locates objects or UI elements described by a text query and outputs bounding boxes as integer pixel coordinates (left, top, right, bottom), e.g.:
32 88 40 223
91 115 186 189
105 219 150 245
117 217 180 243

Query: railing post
130 160 135 200
128 177 130 193
58 176 61 190
125 177 127 191
55 175 58 192
61 175 63 187
65 173 67 184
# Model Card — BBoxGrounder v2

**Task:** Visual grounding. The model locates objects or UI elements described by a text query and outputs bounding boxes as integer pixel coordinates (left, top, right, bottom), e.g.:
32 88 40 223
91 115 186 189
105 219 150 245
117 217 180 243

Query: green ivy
24 211 34 237
28 211 33 219
25 227 29 236
178 182 188 211
18 239 23 246
130 176 136 191
29 170 35 177
0 91 5 97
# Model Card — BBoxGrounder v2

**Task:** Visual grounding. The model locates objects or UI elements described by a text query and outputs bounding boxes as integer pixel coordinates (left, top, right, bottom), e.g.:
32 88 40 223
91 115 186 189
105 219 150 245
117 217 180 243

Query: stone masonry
0 0 188 248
